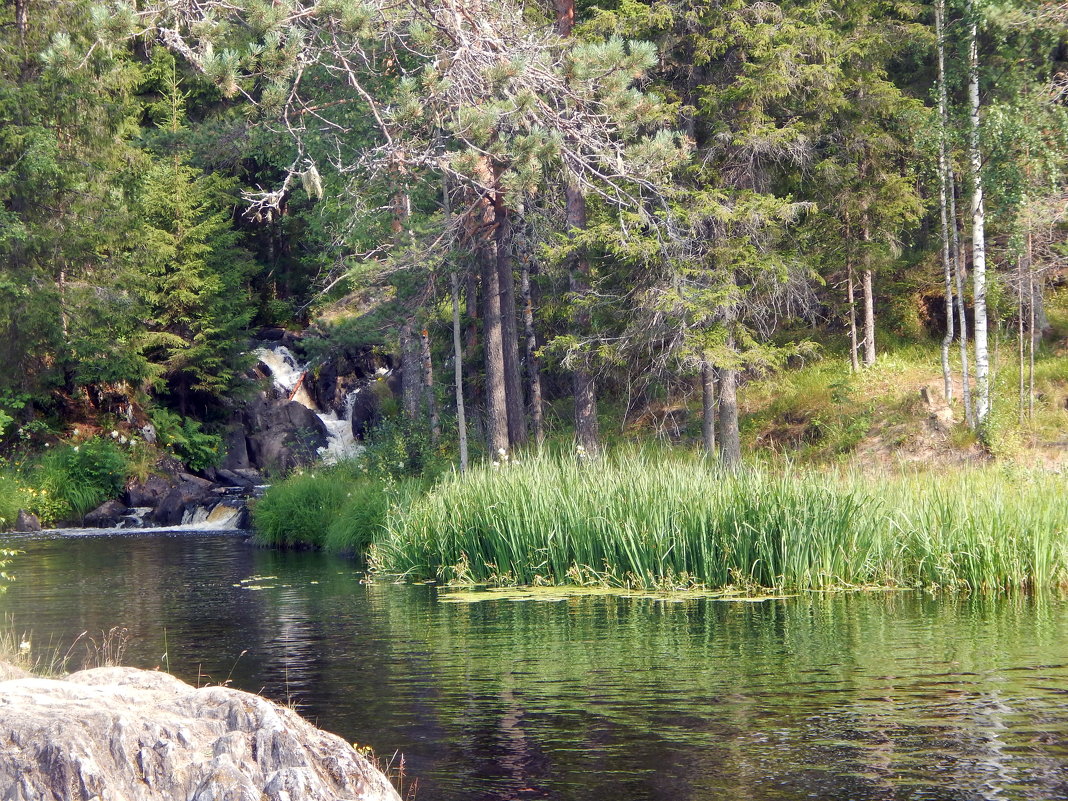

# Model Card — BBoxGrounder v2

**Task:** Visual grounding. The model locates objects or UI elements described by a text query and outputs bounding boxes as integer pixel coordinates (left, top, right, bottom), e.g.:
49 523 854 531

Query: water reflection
2 533 1068 800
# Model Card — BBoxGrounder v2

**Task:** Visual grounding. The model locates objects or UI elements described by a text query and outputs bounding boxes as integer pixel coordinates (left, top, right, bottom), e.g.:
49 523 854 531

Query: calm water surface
3 532 1068 800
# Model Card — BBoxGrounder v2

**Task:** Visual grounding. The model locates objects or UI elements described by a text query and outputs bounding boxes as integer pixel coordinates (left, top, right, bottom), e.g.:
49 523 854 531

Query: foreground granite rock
0 665 402 801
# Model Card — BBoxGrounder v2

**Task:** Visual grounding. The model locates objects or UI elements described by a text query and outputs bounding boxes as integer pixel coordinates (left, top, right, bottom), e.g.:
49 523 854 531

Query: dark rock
154 453 186 480
232 468 266 486
216 469 255 488
124 475 174 508
178 473 214 489
14 510 41 533
153 481 215 527
350 385 383 439
257 326 287 341
83 500 129 528
219 424 251 470
245 401 329 474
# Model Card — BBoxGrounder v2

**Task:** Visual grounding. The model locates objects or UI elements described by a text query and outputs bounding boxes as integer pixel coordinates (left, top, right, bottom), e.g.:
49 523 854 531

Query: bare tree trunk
953 183 974 427
521 257 545 448
553 0 575 35
400 321 421 420
861 218 876 368
495 201 527 446
718 362 740 470
936 0 955 404
15 0 28 47
464 269 479 360
701 360 717 456
968 2 991 424
452 271 469 472
1028 236 1036 422
420 326 441 443
480 221 510 457
847 256 860 373
1018 259 1026 425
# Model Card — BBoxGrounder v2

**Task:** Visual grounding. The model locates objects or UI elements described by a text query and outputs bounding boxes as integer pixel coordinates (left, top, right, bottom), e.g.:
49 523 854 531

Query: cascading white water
254 345 364 465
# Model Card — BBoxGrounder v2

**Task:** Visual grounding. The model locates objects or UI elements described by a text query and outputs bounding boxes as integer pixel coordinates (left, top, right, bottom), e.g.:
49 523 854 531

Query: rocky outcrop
83 499 129 528
124 475 174 509
244 398 329 474
152 480 218 526
0 665 402 801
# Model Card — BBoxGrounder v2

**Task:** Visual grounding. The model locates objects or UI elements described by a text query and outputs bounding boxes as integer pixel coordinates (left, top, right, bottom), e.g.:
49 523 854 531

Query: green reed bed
252 467 424 556
370 456 1068 592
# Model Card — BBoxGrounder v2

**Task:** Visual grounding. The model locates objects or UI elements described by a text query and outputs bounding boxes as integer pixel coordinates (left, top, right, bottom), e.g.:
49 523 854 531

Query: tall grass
252 467 412 554
252 469 357 548
371 455 1068 592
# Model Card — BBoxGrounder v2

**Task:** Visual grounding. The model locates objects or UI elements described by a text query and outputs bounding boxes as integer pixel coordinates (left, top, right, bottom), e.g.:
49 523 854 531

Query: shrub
252 469 355 548
36 438 128 520
359 416 448 480
149 408 222 472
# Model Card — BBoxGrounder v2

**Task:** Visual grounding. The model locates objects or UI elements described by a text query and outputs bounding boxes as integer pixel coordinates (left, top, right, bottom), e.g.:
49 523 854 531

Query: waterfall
254 345 364 466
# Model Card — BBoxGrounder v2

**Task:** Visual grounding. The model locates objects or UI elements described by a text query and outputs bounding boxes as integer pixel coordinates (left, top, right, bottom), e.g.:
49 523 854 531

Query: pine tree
134 57 253 413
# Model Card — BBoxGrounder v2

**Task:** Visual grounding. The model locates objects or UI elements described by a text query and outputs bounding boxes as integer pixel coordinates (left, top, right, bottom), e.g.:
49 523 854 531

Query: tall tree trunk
420 326 441 444
553 0 575 35
556 0 600 457
1028 230 1036 422
521 256 545 447
400 320 421 420
967 2 991 424
701 360 717 456
494 199 527 446
718 362 740 470
861 217 876 368
452 271 469 472
952 181 975 427
479 209 510 457
1018 259 1026 425
846 244 860 373
14 0 27 46
936 0 955 404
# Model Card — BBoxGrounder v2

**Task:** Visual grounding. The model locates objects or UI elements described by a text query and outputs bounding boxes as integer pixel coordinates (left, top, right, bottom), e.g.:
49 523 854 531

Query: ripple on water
3 532 1068 800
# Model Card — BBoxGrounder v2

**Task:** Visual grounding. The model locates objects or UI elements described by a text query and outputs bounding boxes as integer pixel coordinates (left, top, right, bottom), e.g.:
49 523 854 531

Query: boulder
153 481 215 527
83 499 129 528
219 425 251 471
245 401 329 474
14 510 41 533
0 665 401 801
124 476 175 509
216 469 256 489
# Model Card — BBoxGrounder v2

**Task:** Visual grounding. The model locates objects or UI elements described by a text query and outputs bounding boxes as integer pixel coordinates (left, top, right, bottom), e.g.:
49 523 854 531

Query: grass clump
254 464 422 557
252 468 357 548
371 454 1068 593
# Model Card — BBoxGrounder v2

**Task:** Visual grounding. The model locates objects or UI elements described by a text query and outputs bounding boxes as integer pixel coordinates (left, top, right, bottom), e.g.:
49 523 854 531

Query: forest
1 0 1067 489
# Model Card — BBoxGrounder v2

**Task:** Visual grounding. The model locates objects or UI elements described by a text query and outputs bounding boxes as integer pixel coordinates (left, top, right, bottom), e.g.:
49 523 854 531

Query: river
2 531 1068 800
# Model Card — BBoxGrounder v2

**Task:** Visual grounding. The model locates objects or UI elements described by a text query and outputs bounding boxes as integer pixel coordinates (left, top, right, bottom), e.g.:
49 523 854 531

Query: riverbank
253 454 1068 593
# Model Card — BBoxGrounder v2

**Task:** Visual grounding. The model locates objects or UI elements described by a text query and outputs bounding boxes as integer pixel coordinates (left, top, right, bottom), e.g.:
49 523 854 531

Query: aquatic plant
371 454 1068 592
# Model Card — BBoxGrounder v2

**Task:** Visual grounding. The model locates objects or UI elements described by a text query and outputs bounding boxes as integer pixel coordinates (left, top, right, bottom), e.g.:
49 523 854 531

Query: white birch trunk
968 3 991 424
936 0 954 403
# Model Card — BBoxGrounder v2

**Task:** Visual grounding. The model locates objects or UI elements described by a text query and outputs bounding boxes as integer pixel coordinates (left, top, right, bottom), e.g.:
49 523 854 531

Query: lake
2 531 1068 800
